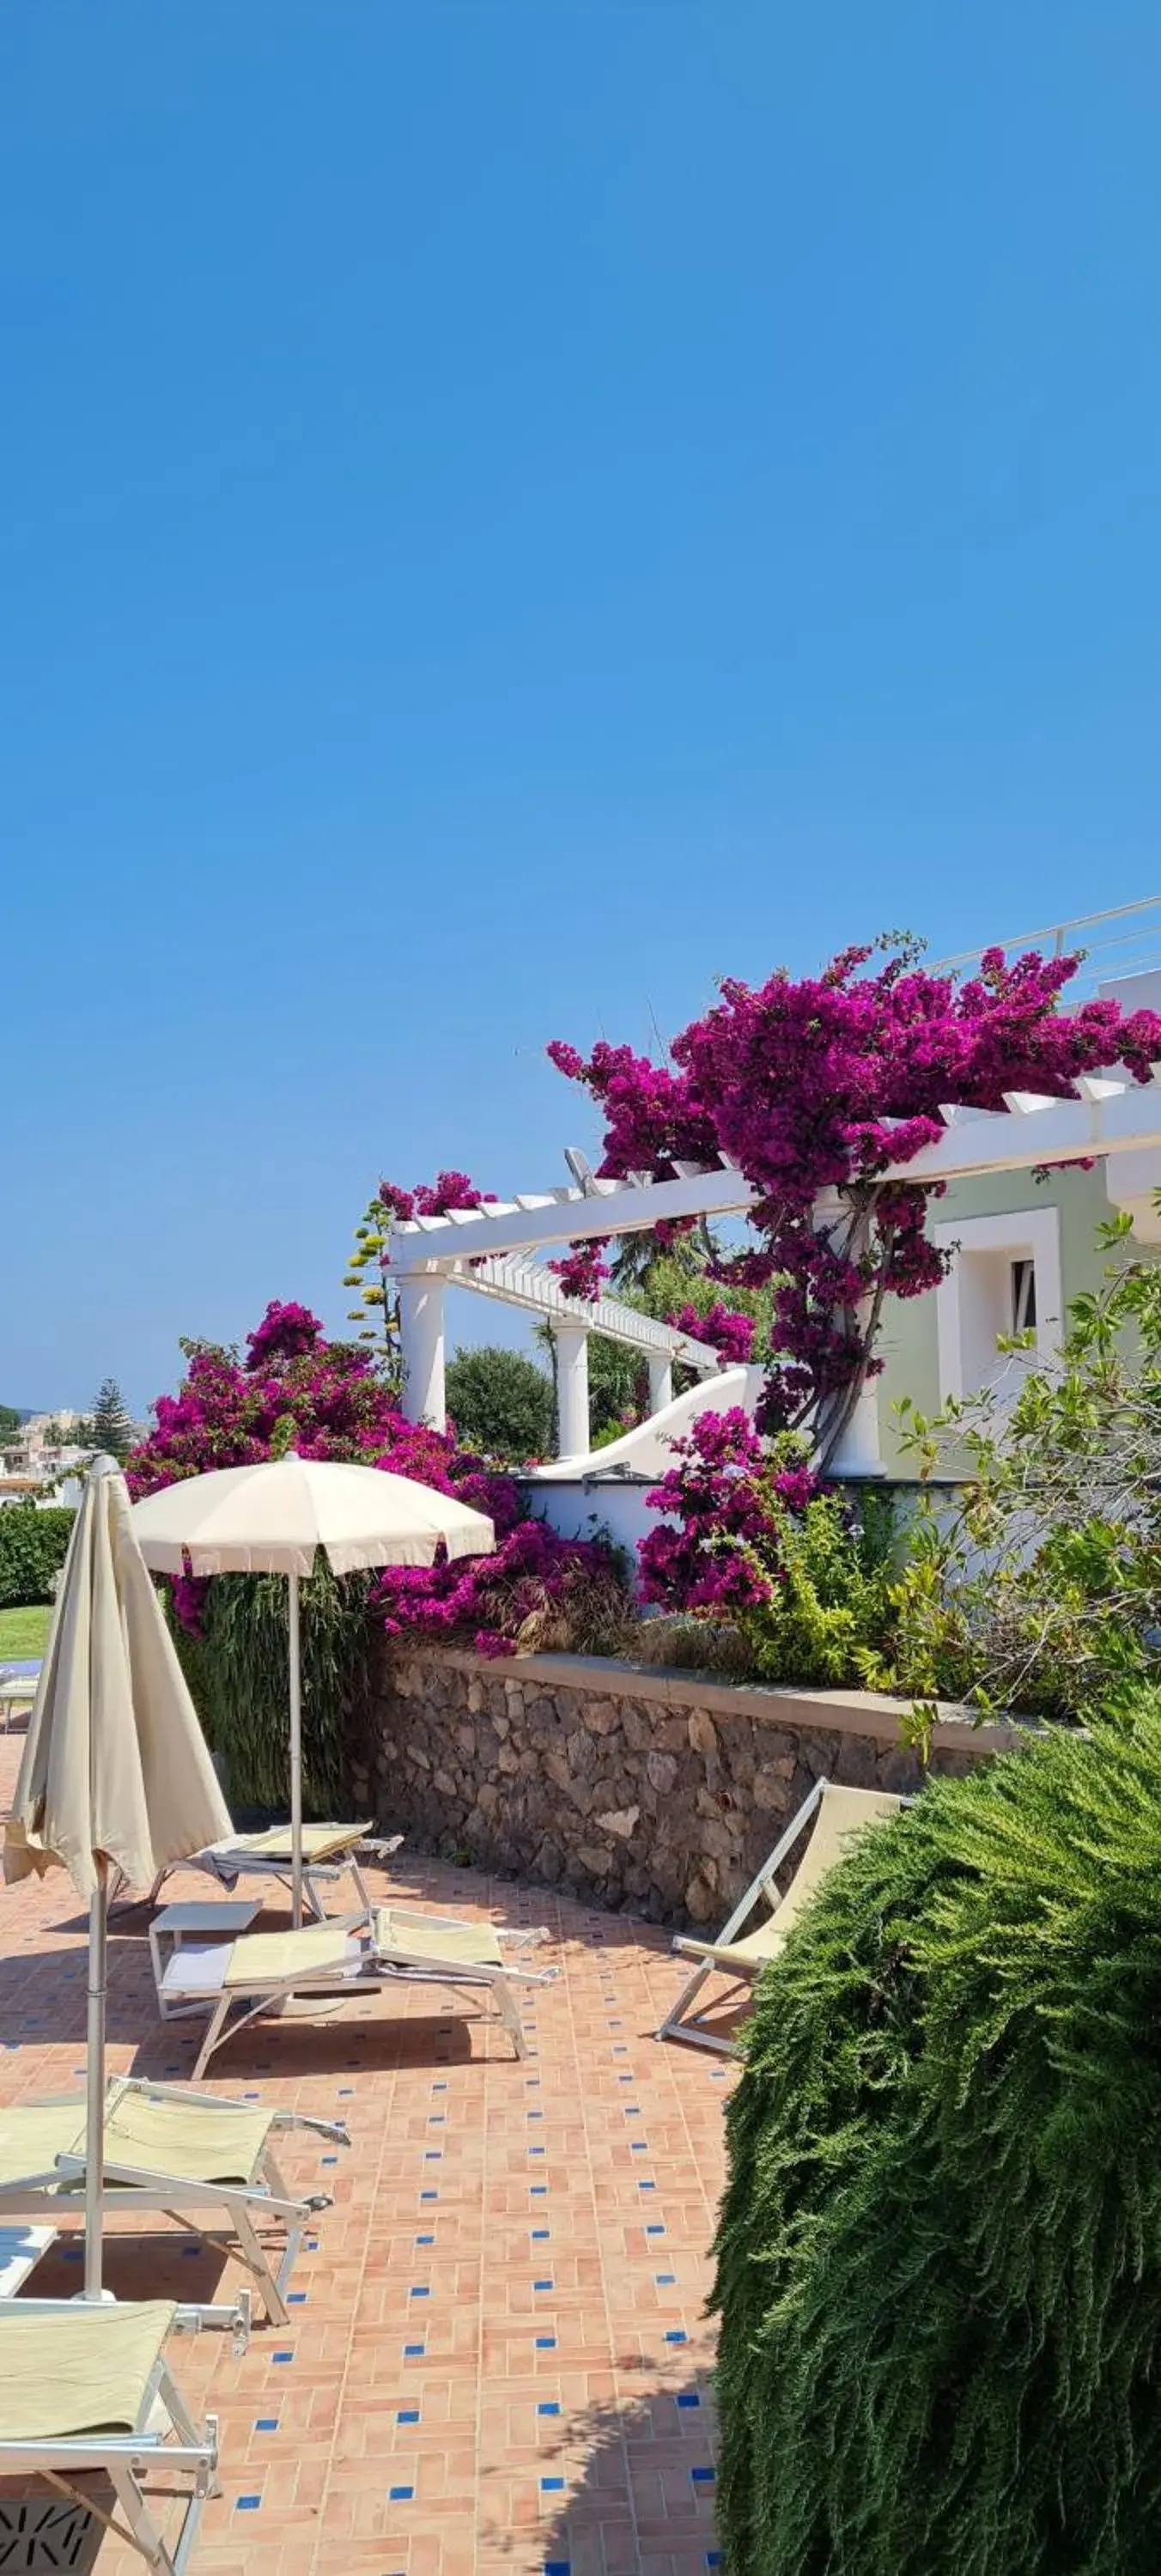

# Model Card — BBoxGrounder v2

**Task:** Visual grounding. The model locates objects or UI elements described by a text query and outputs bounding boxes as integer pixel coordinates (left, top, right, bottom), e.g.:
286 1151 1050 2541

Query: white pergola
384 1066 1161 1467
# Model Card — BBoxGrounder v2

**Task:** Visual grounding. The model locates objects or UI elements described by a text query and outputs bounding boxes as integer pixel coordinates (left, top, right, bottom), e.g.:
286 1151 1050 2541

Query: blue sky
3 3 1161 1413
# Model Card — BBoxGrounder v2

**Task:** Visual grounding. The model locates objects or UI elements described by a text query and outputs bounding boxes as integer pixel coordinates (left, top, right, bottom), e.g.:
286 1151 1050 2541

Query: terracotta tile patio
0 1728 734 2573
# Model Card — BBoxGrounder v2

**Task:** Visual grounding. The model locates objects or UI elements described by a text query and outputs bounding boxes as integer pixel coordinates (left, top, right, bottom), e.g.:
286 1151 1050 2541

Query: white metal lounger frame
0 2297 223 2576
143 1830 404 1924
657 1776 913 2057
0 2081 350 2327
184 1923 557 2080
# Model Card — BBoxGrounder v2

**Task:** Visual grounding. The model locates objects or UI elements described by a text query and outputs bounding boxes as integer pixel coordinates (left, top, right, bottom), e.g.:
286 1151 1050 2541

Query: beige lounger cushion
0 2299 176 2439
675 1918 789 1974
102 2087 272 2184
676 1785 904 1981
0 2086 273 2191
0 2102 81 2189
210 1822 372 1863
374 1909 504 1968
225 1922 352 1986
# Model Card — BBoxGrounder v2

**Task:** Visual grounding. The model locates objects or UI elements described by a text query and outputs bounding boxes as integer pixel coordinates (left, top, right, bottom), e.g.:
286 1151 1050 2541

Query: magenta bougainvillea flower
547 1237 611 1302
668 1301 756 1368
546 941 1161 1454
128 1302 620 1649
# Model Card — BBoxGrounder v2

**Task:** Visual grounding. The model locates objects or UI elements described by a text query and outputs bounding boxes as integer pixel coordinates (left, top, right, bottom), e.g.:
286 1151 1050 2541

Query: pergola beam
384 1072 1161 1273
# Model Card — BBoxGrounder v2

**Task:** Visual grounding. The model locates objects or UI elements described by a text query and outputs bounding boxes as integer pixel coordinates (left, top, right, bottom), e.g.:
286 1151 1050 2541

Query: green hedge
712 1704 1161 2576
169 1563 374 1817
0 1504 75 1607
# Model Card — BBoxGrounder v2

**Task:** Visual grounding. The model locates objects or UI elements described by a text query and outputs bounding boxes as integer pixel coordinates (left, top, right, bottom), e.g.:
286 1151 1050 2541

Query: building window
933 1208 1062 1406
1011 1258 1037 1332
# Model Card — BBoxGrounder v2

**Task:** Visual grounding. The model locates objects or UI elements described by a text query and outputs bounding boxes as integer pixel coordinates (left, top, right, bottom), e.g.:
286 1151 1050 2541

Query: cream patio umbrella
130 1452 495 1926
3 1456 232 2301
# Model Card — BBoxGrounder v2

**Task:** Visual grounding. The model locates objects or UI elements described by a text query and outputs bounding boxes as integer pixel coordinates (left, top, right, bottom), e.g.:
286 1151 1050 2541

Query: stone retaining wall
352 1647 1019 1929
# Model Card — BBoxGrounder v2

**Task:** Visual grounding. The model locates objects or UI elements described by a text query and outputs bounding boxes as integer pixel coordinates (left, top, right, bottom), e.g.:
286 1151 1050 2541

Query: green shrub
0 1505 75 1608
733 1483 901 1686
171 1563 373 1815
713 1701 1161 2576
444 1345 555 1462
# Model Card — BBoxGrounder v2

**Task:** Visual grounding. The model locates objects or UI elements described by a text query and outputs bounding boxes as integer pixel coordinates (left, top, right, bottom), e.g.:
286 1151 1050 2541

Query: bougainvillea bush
547 937 1161 1465
129 1301 630 1805
713 1704 1161 2576
638 1407 898 1685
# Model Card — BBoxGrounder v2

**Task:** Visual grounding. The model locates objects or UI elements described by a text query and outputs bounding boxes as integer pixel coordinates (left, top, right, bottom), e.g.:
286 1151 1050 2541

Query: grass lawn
0 1603 51 1657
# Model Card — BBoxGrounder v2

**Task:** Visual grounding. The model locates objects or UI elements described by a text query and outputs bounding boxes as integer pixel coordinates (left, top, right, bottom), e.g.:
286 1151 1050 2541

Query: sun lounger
143 1820 404 1923
0 2297 222 2576
0 2076 348 2325
157 1909 556 2078
658 1777 909 2056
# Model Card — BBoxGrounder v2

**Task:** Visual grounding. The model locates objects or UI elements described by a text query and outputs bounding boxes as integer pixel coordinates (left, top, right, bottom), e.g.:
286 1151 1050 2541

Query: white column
647 1353 673 1415
811 1194 884 1477
551 1319 591 1458
398 1272 447 1429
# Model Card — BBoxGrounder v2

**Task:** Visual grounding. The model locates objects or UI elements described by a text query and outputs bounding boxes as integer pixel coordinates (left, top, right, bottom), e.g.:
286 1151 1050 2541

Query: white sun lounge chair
158 1909 556 2079
0 2076 348 2326
0 2297 222 2576
658 1777 909 2056
142 1820 404 1923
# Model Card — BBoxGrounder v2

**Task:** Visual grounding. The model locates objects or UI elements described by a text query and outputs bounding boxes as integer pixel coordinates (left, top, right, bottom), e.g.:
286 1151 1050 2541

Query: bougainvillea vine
127 1302 625 1655
549 939 1161 1465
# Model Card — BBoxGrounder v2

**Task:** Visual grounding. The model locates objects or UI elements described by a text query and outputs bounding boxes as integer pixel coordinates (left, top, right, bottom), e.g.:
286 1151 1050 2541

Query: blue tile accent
424 2151 441 2160
236 2494 262 2511
647 2223 666 2235
388 2484 414 2501
410 2285 430 2298
416 2233 435 2245
403 2342 425 2357
541 2476 565 2491
397 2408 420 2424
639 2180 657 2190
538 2401 560 2416
338 2086 354 2096
321 2154 338 2166
544 2560 571 2574
691 2465 716 2485
666 2329 688 2344
535 2335 556 2349
421 2190 438 2201
707 2555 724 2568
528 2146 545 2157
531 2228 550 2240
429 2115 445 2124
254 2418 279 2432
530 2184 548 2196
677 2392 701 2409
656 2273 676 2285
533 2279 553 2291
271 2349 294 2363
631 2142 648 2153
527 2111 543 2120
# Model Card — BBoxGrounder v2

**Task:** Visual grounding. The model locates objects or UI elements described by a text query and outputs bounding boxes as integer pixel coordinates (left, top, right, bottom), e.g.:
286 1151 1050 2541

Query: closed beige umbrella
131 1450 495 1924
4 1457 231 2300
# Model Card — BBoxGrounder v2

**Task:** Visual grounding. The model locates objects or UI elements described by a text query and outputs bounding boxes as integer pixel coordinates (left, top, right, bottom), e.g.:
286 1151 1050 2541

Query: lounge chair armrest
672 1935 733 1964
269 2112 350 2148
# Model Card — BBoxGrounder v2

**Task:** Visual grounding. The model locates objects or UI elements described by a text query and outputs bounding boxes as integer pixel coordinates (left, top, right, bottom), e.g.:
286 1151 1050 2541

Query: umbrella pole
82 1856 107 2301
289 1571 303 1929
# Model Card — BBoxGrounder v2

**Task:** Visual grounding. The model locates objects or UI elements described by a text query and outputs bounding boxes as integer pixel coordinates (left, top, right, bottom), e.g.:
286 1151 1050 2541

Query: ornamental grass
712 1699 1161 2576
